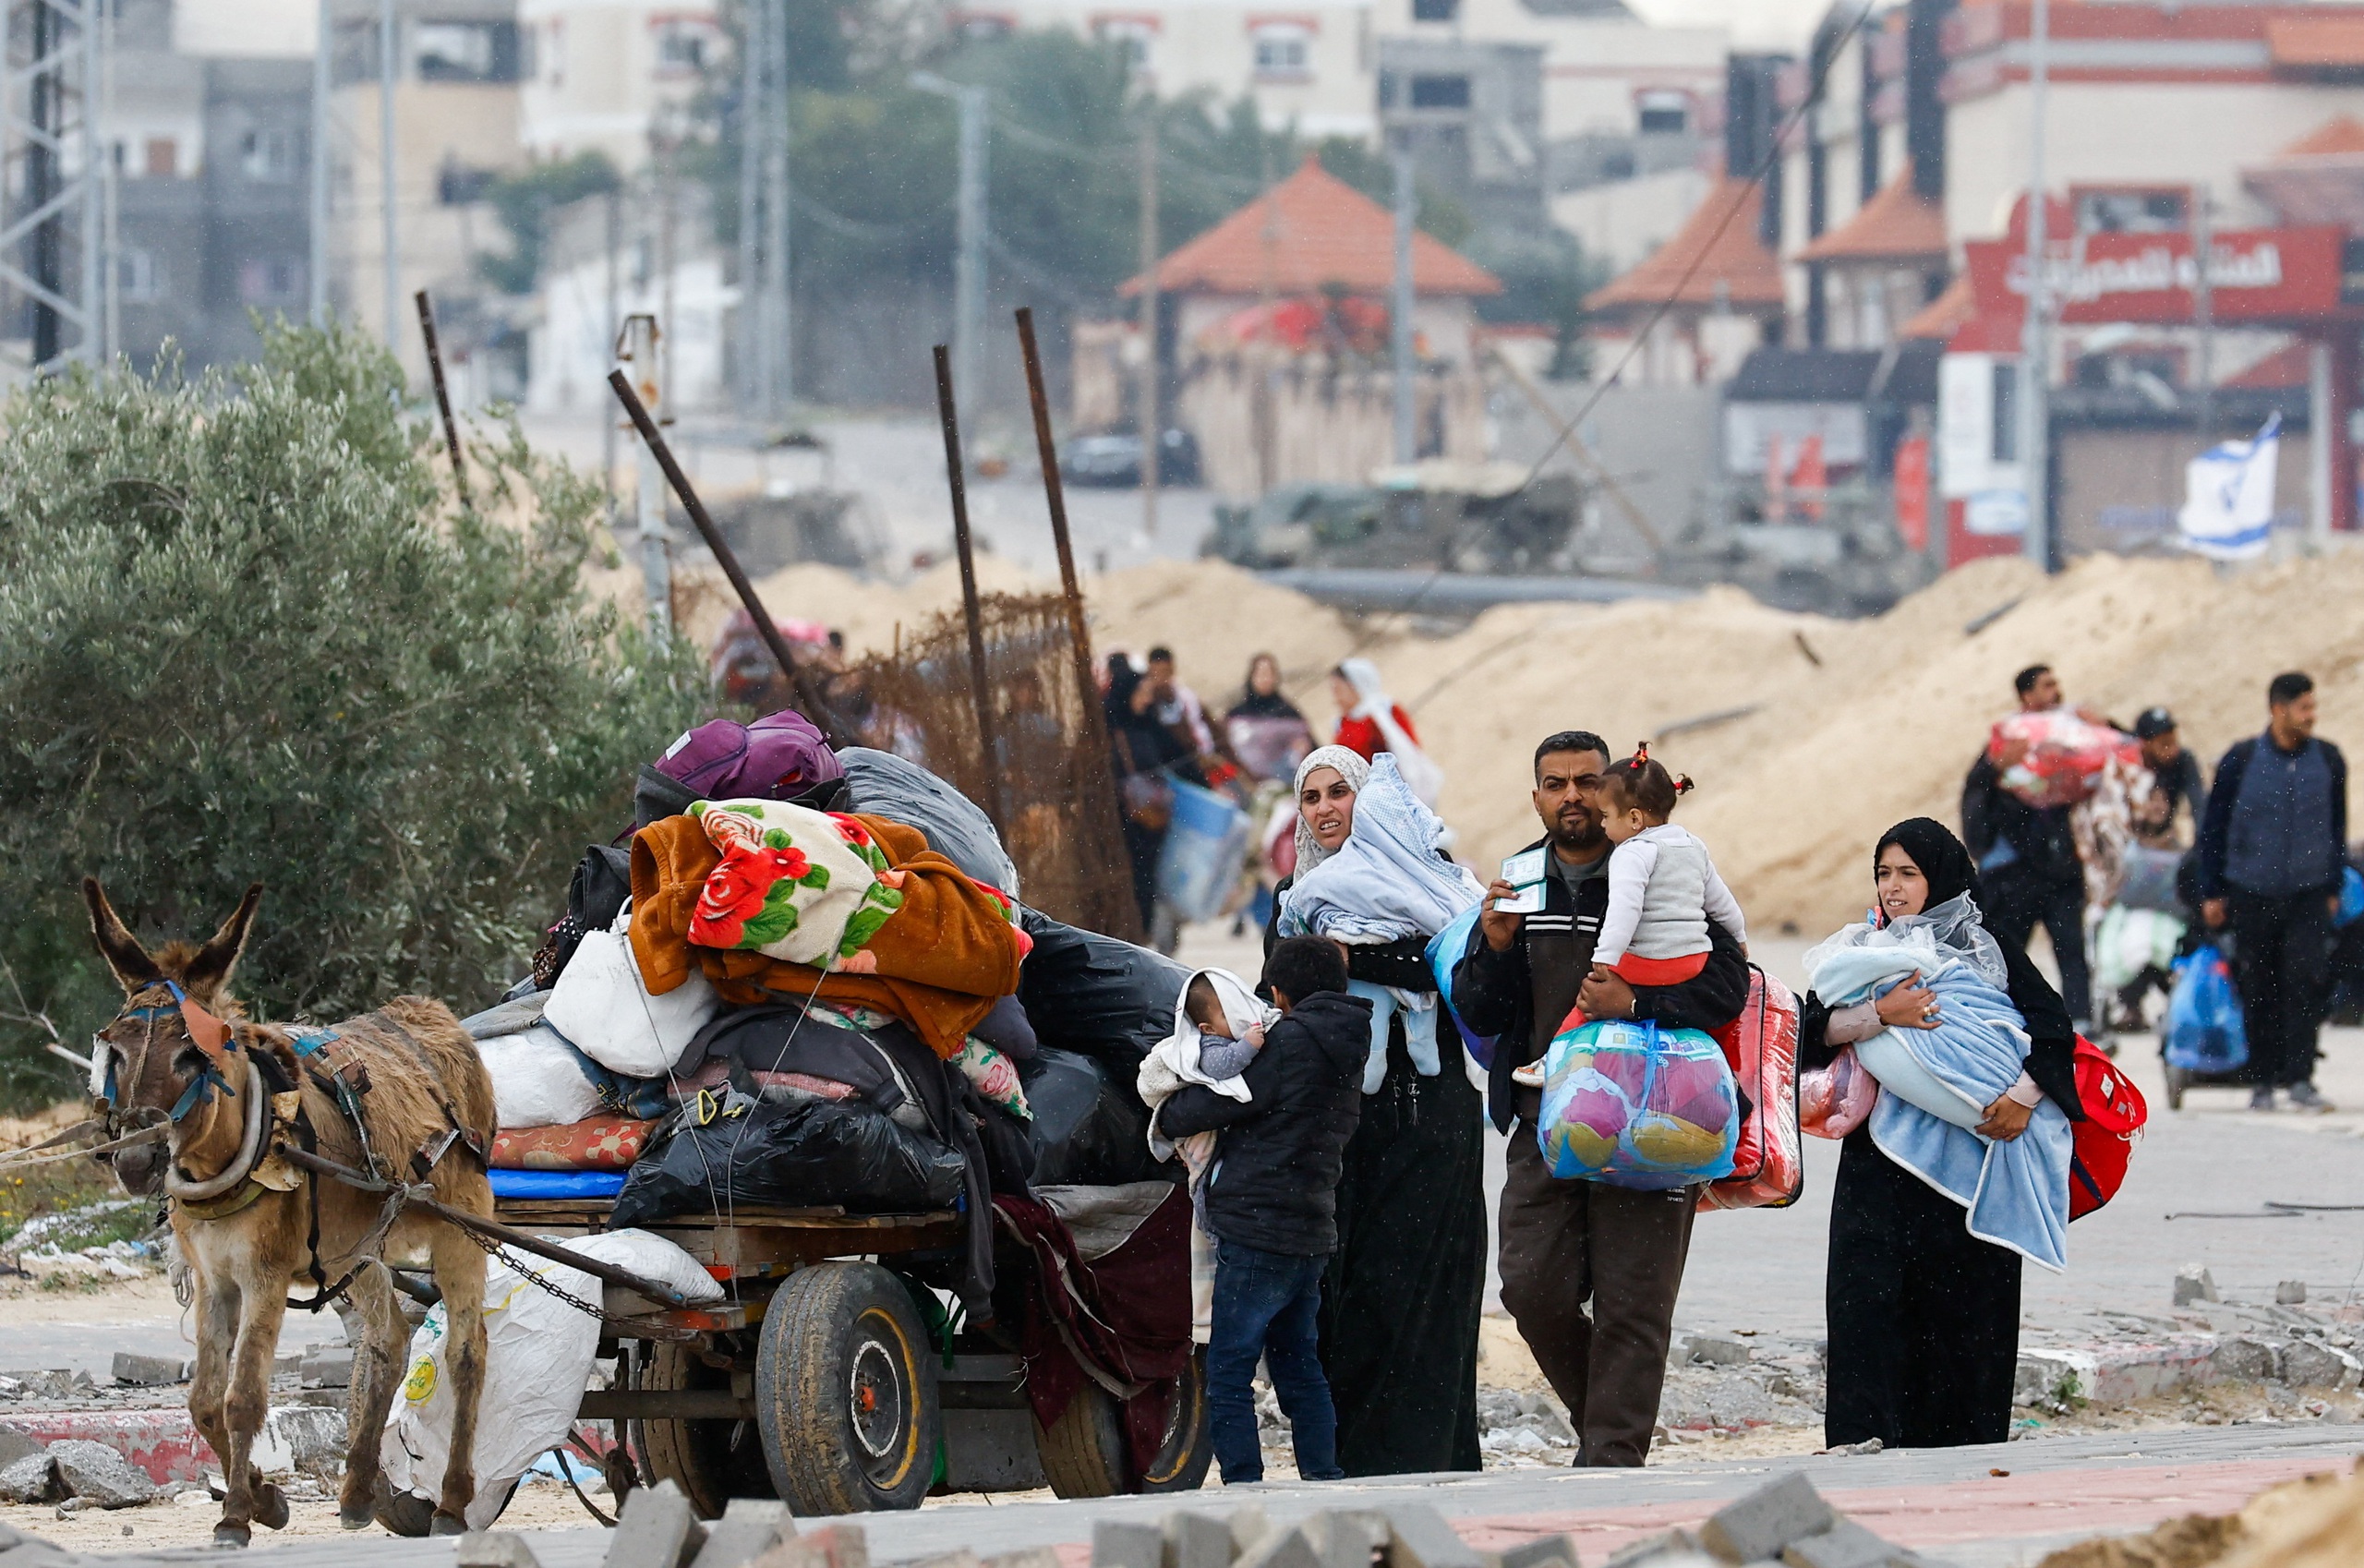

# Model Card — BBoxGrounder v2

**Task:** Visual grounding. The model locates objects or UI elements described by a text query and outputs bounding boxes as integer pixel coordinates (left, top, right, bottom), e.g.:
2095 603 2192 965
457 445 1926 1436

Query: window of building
1251 23 1312 78
414 20 521 83
239 257 303 306
116 249 158 303
438 159 492 205
652 18 718 77
143 138 177 177
2075 187 2188 235
241 127 295 183
1407 73 1469 109
1092 16 1158 71
1636 89 1689 135
1411 0 1458 22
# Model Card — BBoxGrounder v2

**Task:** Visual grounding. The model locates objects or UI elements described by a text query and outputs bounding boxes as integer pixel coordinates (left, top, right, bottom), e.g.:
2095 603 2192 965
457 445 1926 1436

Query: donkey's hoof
428 1514 467 1538
254 1483 290 1531
338 1508 374 1532
211 1525 251 1550
370 1483 434 1539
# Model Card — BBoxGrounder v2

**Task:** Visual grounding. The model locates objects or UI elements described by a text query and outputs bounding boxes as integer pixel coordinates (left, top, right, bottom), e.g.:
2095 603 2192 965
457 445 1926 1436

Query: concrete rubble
1094 1503 1570 1568
1607 1475 1949 1567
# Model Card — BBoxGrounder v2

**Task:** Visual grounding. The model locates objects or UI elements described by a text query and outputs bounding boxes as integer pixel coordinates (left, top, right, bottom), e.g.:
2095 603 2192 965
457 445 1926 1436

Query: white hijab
1292 744 1372 877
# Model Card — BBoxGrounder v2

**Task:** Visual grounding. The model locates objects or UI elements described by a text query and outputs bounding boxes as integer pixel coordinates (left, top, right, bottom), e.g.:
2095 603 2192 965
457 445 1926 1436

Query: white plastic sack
544 903 718 1079
380 1230 721 1529
477 1026 604 1130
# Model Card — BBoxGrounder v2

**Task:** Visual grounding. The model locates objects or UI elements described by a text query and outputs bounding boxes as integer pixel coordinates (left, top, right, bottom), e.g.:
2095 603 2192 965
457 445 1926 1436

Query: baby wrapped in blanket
1139 969 1275 1340
1278 754 1485 1092
1804 892 2073 1272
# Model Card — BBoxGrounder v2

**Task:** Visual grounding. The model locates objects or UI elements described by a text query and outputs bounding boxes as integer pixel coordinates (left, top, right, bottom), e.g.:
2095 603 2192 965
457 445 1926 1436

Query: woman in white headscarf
1329 658 1444 807
1265 744 1485 1478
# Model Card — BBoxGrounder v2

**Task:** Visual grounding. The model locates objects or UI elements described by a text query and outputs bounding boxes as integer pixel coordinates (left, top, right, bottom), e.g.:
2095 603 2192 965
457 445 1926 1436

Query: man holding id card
1449 730 1749 1467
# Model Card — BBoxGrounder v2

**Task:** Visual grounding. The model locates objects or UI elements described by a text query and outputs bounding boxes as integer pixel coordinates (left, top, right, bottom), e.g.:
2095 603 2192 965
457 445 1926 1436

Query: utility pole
2018 0 2051 572
602 186 620 511
766 0 791 416
379 0 399 353
620 312 670 633
1138 109 1159 538
29 0 58 366
1391 151 1416 464
2193 185 2215 447
1255 139 1277 494
913 73 986 426
99 0 117 358
738 0 763 409
309 0 331 326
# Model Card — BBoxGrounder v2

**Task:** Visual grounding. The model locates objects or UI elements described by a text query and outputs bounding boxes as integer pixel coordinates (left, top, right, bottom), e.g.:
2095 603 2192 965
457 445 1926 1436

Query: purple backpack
654 711 844 803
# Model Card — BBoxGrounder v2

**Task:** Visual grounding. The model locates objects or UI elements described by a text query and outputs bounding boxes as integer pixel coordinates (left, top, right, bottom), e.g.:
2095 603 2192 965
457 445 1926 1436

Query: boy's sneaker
2250 1087 2278 1112
1511 1060 1548 1089
2288 1081 2334 1113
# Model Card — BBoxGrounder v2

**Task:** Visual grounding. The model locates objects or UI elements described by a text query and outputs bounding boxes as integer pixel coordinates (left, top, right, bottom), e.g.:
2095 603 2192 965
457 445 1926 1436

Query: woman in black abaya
1798 816 2084 1449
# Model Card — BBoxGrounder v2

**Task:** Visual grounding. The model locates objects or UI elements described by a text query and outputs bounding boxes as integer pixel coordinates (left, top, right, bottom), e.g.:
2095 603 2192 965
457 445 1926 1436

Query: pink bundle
1698 969 1804 1212
1986 711 2141 810
1799 1045 1876 1139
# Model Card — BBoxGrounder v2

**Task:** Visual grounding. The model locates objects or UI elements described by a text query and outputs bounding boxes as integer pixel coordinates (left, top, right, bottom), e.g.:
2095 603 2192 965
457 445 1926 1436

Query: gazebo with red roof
1793 164 1951 351
1583 176 1785 385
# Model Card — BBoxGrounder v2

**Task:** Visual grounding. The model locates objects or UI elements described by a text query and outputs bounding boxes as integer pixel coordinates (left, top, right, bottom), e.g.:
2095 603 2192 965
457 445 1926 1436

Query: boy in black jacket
1154 936 1369 1484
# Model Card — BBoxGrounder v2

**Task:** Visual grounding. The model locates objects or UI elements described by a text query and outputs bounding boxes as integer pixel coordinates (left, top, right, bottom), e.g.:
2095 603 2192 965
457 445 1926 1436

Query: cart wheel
2165 1064 2189 1111
637 1342 770 1519
1139 1349 1212 1493
754 1261 938 1514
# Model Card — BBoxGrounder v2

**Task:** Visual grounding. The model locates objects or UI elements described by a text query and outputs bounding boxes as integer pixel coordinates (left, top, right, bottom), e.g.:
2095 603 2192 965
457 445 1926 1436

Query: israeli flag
2177 414 2280 561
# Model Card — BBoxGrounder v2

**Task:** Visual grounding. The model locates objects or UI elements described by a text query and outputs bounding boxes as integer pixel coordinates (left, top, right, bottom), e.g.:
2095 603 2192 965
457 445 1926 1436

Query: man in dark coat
1961 664 2093 1031
1449 730 1749 1467
2198 671 2348 1111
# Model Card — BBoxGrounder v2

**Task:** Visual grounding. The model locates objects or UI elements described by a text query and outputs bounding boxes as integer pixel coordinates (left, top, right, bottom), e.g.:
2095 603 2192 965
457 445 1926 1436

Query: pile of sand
641 545 2364 935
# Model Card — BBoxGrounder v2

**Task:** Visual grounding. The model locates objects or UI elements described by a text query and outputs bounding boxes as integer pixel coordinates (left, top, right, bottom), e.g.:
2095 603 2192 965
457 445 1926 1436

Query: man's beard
1550 814 1605 854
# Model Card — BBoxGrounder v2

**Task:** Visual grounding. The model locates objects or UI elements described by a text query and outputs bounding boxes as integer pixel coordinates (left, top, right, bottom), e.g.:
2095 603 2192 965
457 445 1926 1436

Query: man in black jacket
1450 731 1749 1467
1962 664 2093 1031
1157 936 1369 1485
2197 671 2348 1111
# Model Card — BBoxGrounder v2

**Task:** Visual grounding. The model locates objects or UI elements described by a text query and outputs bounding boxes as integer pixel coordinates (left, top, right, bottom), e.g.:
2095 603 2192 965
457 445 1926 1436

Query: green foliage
478 151 623 295
0 323 703 1109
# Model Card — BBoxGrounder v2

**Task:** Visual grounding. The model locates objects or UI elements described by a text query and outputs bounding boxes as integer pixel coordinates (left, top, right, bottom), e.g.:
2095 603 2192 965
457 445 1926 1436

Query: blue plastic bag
1424 904 1497 1067
2165 942 2248 1074
2338 865 2364 929
1155 780 1253 923
1537 1018 1738 1191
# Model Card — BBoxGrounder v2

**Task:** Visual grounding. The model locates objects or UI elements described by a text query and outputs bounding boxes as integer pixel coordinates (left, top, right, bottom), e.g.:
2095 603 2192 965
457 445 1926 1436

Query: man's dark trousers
1205 1239 1340 1483
1498 1108 1695 1467
1984 864 2093 1023
2228 889 2335 1087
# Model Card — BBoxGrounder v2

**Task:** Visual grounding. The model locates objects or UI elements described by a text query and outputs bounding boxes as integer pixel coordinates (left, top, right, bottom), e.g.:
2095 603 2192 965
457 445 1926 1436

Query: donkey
83 879 497 1546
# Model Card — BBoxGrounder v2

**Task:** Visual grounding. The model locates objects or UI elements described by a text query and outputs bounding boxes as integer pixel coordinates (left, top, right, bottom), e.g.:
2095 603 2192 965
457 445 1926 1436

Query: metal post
619 313 669 633
1255 140 1277 493
658 139 676 404
309 0 331 326
767 0 791 413
1138 110 1159 537
78 0 98 361
602 187 619 509
2310 336 2333 550
2019 0 2050 571
30 0 58 366
2193 185 2214 446
1017 306 1104 741
1391 151 1416 464
378 0 398 352
954 87 986 426
737 0 762 407
932 343 1007 831
414 289 471 510
103 0 119 357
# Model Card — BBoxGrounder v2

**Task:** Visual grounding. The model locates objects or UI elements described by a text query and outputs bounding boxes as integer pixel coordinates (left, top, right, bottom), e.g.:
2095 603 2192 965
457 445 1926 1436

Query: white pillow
544 903 718 1080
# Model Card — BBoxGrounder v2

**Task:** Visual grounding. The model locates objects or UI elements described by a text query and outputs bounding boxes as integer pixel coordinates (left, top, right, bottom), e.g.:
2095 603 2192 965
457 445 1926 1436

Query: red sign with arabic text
1962 226 2352 326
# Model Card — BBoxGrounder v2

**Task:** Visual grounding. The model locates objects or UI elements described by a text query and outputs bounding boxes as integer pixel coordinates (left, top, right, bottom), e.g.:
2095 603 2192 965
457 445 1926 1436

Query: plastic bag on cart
1017 909 1190 1071
2165 942 2248 1075
840 746 1019 897
1021 1047 1174 1187
609 1092 968 1227
380 1230 717 1529
1986 711 2142 811
1800 1045 1876 1139
1156 781 1253 925
545 904 717 1078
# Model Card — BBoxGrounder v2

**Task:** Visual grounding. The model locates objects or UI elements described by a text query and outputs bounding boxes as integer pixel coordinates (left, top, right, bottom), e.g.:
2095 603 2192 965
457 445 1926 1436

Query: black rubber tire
2165 1064 2189 1111
754 1262 939 1514
1139 1349 1212 1493
638 1342 771 1519
1033 1381 1126 1499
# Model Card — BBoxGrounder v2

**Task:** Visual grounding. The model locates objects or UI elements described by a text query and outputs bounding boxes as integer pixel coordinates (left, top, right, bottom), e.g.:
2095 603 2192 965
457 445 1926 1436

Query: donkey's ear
183 884 263 1001
82 877 162 992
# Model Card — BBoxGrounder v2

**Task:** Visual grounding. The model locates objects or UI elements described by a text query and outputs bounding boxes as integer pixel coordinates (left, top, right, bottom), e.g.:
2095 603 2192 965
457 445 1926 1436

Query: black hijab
1874 817 1981 910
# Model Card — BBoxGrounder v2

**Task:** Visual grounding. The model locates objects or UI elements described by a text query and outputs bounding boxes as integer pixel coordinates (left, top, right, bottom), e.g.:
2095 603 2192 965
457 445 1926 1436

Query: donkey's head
81 878 263 1195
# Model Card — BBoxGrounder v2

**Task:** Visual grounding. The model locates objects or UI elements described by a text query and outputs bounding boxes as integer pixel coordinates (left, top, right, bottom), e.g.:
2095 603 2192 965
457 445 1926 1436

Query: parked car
1060 428 1202 488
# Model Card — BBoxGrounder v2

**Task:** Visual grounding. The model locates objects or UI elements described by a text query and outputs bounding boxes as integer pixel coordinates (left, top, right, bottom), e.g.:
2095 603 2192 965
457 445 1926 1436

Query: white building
519 0 721 168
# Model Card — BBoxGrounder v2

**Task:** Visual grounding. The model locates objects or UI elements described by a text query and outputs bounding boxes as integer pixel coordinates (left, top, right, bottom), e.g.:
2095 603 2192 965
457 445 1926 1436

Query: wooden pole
414 289 473 513
931 344 1007 831
606 369 855 748
1015 308 1107 732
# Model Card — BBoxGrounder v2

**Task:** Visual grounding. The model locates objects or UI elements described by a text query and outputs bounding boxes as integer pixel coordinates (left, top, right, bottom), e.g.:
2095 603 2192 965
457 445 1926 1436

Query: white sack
477 1025 604 1130
544 903 718 1079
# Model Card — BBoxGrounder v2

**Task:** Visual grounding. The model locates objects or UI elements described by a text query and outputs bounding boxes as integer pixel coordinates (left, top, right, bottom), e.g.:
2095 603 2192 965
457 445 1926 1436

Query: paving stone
1780 1520 1908 1568
47 1441 154 1508
108 1354 185 1388
603 1478 706 1568
2283 1339 2362 1390
1383 1504 1481 1568
2278 1281 2310 1306
1095 1522 1165 1568
688 1499 795 1568
1230 1508 1273 1559
905 1552 983 1568
1304 1511 1392 1568
754 1525 868 1568
457 1531 546 1568
0 1455 57 1506
1496 1535 1580 1568
1698 1475 1835 1563
1682 1333 1752 1369
0 1430 41 1470
1602 1533 1715 1568
1237 1526 1321 1568
299 1348 355 1390
1166 1511 1236 1568
2173 1266 2219 1307
982 1550 1061 1568
2208 1335 2282 1382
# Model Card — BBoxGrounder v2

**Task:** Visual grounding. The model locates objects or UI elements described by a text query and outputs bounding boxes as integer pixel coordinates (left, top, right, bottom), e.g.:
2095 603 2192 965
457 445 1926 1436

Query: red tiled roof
1899 271 1974 341
1120 157 1501 298
1585 177 1785 317
2268 15 2364 71
2228 341 2311 390
2280 115 2364 159
1795 163 1948 265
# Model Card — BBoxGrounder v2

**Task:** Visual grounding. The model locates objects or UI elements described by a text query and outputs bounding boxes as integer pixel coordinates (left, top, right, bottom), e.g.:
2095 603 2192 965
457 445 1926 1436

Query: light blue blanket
1810 941 2071 1272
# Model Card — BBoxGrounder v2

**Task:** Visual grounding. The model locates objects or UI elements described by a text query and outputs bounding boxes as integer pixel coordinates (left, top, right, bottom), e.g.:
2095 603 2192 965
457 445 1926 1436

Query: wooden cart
497 1196 1211 1517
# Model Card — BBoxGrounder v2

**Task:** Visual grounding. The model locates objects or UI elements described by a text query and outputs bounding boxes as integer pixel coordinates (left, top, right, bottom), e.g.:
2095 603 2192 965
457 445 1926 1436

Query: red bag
1986 711 2141 810
2068 1036 2145 1220
1699 969 1804 1212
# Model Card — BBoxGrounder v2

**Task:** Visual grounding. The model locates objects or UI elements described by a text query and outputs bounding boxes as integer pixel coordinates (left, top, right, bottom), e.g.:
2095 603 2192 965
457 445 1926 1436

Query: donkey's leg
217 1271 295 1545
187 1268 239 1528
338 1264 406 1528
428 1229 488 1533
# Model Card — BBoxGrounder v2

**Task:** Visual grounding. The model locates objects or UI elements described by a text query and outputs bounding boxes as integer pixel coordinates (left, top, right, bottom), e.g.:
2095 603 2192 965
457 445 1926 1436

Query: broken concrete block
1383 1505 1481 1568
1601 1532 1714 1568
763 1526 867 1568
1167 1512 1236 1568
688 1499 794 1568
2284 1339 2363 1391
1698 1475 1835 1564
2277 1280 2309 1306
1304 1511 1392 1568
300 1348 355 1389
1231 1508 1273 1559
603 1478 706 1568
1781 1520 1907 1568
1237 1526 1321 1568
983 1551 1061 1568
1496 1536 1580 1568
0 1428 42 1469
109 1353 185 1388
1095 1522 1166 1568
1682 1333 1752 1369
458 1531 545 1568
2209 1335 2283 1383
2173 1266 2219 1307
0 1454 58 1505
904 1553 982 1568
48 1441 155 1509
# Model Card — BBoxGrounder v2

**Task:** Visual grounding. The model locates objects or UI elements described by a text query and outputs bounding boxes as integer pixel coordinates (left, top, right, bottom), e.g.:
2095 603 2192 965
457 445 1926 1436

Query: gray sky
1627 0 1834 50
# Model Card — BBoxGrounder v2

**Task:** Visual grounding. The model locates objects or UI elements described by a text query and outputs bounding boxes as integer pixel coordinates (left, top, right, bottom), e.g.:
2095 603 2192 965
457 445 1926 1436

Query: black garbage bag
611 1095 968 1226
1017 909 1189 1072
839 747 1019 896
1020 1047 1176 1188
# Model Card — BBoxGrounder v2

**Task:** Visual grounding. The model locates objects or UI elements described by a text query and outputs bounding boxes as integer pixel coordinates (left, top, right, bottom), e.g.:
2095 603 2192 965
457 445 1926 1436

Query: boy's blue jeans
1207 1237 1342 1483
